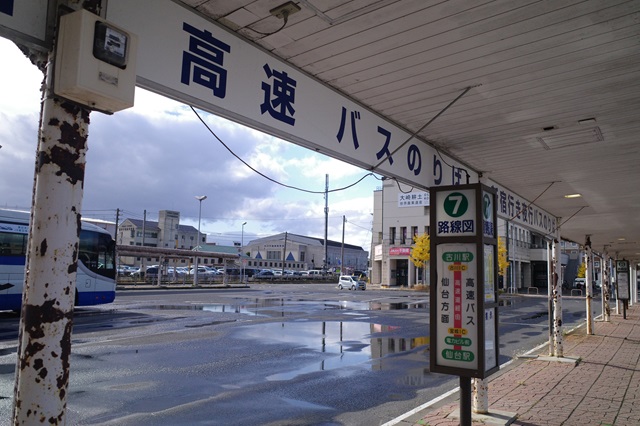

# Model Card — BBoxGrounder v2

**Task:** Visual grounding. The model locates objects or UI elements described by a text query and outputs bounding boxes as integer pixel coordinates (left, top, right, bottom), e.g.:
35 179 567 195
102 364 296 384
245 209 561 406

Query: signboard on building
430 183 499 378
104 0 477 189
389 247 411 256
616 260 630 301
0 0 54 51
374 244 383 261
398 191 429 208
486 180 557 236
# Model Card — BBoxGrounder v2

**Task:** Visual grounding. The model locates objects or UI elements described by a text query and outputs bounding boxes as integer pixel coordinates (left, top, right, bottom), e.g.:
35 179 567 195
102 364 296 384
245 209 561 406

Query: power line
190 105 382 194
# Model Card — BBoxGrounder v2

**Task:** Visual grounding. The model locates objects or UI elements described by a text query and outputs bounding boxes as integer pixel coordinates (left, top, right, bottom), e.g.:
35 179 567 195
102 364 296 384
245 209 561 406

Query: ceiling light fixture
578 118 597 125
564 193 582 198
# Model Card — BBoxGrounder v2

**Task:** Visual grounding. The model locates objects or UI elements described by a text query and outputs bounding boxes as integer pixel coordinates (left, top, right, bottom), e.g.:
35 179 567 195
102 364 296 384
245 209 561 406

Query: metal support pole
241 221 246 283
12 47 90 424
552 237 563 357
472 378 488 414
460 376 472 426
585 236 594 335
547 239 553 355
194 195 207 286
602 251 611 322
340 215 345 274
323 174 329 271
609 253 620 315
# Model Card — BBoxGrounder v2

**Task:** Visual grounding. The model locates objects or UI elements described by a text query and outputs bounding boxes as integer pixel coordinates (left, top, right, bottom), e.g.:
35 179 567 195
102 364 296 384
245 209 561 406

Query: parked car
189 266 219 276
338 275 366 291
117 265 137 276
307 270 325 279
167 267 187 277
132 265 164 279
254 270 275 280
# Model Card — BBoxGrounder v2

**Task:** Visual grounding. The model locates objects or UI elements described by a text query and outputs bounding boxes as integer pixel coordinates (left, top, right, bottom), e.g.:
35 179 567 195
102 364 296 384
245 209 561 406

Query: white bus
0 209 116 311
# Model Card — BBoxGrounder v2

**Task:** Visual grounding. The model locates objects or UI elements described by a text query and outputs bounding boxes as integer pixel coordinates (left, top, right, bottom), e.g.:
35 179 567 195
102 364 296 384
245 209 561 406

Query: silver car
338 275 366 291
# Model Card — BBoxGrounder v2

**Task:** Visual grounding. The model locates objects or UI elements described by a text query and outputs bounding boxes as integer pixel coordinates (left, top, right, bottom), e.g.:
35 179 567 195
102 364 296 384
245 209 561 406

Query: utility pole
324 174 329 271
141 209 146 280
281 232 288 275
114 208 120 269
341 216 345 274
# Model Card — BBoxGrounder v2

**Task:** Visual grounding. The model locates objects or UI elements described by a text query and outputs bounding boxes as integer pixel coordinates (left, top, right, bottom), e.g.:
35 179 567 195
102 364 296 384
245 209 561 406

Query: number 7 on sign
444 192 468 218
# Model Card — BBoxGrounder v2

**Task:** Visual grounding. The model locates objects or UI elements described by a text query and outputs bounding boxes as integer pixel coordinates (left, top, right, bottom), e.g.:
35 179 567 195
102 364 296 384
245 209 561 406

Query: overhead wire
370 85 478 183
190 105 382 194
508 181 557 222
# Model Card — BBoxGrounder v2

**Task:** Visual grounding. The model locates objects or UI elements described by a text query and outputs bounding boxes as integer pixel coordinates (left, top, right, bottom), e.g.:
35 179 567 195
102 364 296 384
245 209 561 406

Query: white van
307 270 324 279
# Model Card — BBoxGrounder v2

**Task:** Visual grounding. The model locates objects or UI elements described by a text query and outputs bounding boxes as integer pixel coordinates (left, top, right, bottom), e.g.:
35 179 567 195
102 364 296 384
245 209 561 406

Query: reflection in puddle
135 298 428 317
236 321 429 381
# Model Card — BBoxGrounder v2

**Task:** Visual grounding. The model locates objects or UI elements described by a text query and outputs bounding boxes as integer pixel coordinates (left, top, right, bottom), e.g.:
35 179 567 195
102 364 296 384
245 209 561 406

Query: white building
370 179 430 287
244 232 368 273
371 179 562 290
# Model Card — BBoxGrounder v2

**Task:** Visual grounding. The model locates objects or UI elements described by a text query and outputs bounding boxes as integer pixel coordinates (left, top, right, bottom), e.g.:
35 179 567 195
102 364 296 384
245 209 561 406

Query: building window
400 227 407 244
267 250 280 260
390 227 396 244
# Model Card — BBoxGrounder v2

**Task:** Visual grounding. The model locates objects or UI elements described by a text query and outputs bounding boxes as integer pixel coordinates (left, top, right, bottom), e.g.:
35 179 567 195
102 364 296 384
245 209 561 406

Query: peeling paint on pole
585 236 594 335
552 238 563 357
12 46 89 424
472 378 488 414
602 253 611 322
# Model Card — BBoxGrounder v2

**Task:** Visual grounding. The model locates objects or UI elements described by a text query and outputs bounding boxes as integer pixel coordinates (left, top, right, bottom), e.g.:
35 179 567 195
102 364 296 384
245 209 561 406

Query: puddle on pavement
135 298 428 318
235 321 429 381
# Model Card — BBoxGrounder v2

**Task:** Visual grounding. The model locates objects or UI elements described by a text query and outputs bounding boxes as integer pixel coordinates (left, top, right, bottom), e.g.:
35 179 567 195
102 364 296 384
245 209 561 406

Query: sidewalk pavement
403 303 640 426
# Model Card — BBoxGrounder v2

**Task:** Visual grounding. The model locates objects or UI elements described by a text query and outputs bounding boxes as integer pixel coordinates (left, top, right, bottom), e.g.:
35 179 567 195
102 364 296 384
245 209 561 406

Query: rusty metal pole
633 264 638 305
547 239 553 355
609 252 620 315
552 237 563 357
585 236 593 335
602 251 611 322
12 47 91 423
472 378 488 414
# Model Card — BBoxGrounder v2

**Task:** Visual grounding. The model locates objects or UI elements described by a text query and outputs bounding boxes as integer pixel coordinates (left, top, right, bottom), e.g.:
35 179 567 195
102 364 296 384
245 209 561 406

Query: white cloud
0 38 378 250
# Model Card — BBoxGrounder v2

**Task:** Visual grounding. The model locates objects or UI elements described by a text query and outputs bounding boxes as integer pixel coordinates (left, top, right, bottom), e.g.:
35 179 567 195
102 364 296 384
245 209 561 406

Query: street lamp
194 195 207 286
241 221 247 283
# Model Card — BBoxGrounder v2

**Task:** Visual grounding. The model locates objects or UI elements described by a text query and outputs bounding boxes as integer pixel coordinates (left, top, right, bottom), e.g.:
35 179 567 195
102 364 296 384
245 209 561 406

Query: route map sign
430 183 499 378
616 260 630 301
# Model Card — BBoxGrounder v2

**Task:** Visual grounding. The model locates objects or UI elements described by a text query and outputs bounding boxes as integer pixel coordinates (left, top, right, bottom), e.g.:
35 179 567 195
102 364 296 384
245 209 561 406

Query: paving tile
411 302 640 426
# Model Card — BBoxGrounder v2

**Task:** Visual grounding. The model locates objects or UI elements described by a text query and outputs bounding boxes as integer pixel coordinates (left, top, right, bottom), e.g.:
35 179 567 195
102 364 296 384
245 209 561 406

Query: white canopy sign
105 0 476 189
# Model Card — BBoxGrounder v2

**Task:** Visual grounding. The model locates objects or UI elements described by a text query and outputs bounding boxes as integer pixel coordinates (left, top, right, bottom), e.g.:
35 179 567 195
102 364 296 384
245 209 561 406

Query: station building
244 233 368 273
117 210 236 268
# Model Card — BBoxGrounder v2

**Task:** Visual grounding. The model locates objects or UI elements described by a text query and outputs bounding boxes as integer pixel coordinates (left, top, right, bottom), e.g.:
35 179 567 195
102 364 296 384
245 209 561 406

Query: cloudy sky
0 38 380 250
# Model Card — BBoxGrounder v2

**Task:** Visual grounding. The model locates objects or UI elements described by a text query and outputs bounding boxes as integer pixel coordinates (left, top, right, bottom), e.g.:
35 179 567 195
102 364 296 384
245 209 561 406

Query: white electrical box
54 9 137 113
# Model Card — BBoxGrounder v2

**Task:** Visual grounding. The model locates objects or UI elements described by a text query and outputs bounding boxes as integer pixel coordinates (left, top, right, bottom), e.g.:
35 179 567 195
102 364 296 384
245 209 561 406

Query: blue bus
0 209 116 311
